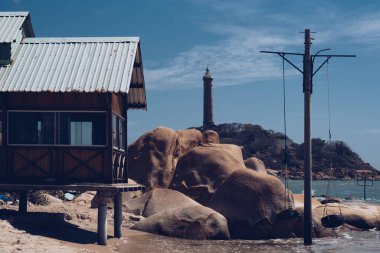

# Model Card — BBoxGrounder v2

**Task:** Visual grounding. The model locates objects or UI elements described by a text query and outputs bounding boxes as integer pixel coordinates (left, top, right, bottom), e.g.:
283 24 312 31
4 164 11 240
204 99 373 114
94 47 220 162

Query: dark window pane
9 112 55 144
0 111 2 145
59 112 106 146
112 114 117 148
119 118 125 150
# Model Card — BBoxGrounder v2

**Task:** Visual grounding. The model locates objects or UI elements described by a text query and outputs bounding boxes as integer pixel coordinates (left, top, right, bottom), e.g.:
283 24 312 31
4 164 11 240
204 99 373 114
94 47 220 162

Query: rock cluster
126 127 380 240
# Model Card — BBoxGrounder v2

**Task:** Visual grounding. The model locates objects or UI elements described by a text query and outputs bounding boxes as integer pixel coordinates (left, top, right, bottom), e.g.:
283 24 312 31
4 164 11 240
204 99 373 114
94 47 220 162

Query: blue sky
1 0 380 170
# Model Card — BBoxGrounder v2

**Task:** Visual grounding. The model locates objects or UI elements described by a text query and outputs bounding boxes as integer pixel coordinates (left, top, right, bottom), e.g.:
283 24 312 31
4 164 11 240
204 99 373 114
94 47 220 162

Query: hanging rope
321 59 344 228
277 56 300 220
282 56 290 210
326 59 332 197
283 56 288 172
325 59 338 196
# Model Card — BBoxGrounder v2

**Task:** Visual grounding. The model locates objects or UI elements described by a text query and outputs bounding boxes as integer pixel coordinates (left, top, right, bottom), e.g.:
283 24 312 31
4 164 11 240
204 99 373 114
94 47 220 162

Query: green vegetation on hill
200 123 377 179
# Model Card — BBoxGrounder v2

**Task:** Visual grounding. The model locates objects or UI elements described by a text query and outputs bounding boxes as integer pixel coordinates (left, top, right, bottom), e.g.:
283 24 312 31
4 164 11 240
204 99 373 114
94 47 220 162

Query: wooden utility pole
303 29 313 245
261 29 355 245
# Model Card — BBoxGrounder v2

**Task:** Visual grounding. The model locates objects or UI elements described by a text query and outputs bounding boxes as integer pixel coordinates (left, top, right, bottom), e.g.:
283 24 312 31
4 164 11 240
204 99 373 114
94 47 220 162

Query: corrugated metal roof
0 12 146 110
0 37 140 94
0 12 35 56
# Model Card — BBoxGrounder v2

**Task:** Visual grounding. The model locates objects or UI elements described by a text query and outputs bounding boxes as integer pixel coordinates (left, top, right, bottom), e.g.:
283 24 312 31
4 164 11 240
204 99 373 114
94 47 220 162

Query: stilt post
19 191 27 213
97 191 109 246
114 191 123 238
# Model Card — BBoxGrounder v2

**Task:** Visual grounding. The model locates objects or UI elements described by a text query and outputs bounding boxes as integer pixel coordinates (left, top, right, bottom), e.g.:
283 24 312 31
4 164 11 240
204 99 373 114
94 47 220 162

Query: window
8 111 106 146
59 112 106 146
9 112 55 144
112 113 125 150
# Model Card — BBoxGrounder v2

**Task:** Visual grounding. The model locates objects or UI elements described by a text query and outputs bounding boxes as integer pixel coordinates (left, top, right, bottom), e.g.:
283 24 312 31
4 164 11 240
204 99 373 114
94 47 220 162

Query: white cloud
313 10 380 46
145 1 380 90
145 27 300 90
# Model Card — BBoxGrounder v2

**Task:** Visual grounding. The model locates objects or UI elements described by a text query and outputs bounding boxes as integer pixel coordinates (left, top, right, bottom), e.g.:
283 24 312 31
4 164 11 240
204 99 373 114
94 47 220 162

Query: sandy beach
0 195 136 253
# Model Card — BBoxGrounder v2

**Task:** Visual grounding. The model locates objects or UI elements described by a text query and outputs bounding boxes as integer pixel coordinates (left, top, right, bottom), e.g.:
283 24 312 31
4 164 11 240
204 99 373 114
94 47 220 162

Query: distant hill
198 123 378 179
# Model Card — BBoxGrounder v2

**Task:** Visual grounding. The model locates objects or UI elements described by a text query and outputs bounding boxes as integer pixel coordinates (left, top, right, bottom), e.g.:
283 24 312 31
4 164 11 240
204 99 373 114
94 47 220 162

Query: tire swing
320 59 345 228
277 56 299 220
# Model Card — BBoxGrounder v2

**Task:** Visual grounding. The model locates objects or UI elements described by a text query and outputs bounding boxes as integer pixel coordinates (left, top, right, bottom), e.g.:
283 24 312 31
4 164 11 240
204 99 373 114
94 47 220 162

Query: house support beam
98 203 107 245
114 191 123 238
19 191 27 213
97 191 113 246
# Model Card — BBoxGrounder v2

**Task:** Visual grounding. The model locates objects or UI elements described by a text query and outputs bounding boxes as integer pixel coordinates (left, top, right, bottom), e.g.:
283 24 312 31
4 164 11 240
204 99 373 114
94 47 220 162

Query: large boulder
273 206 337 238
244 157 267 174
177 129 203 157
207 169 295 239
273 195 336 238
131 205 230 240
170 144 245 204
202 130 220 144
314 202 380 230
128 127 178 189
128 127 203 189
124 188 199 217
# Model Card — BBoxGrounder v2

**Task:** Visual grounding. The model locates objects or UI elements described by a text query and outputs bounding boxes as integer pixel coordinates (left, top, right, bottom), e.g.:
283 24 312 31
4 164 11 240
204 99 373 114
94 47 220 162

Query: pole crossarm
313 54 356 57
312 54 356 76
260 51 303 74
260 50 304 56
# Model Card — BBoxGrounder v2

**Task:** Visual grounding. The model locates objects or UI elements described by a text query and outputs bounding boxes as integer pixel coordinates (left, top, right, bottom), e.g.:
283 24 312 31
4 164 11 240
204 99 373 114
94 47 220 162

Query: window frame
58 111 107 147
7 110 108 147
112 113 126 151
8 110 56 145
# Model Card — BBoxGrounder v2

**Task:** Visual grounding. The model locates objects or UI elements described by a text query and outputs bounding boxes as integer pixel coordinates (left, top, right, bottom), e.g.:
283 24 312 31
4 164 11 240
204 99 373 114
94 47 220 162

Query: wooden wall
0 92 126 184
111 93 126 117
6 147 109 183
7 92 107 110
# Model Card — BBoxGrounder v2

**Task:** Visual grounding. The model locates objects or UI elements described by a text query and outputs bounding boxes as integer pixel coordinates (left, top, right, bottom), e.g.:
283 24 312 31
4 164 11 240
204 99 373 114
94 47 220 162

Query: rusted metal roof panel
0 12 35 56
0 37 142 94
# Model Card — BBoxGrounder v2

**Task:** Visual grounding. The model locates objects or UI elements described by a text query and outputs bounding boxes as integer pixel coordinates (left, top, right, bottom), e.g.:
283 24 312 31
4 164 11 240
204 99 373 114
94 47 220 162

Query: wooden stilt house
0 12 147 184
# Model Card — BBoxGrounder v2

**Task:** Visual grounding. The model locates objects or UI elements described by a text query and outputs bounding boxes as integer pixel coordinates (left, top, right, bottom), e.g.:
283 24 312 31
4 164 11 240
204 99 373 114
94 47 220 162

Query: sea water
286 180 380 204
118 180 380 253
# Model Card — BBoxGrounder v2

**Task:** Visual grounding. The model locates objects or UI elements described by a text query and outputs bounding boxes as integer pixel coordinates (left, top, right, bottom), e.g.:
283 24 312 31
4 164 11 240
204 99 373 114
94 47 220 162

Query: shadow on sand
0 209 107 244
